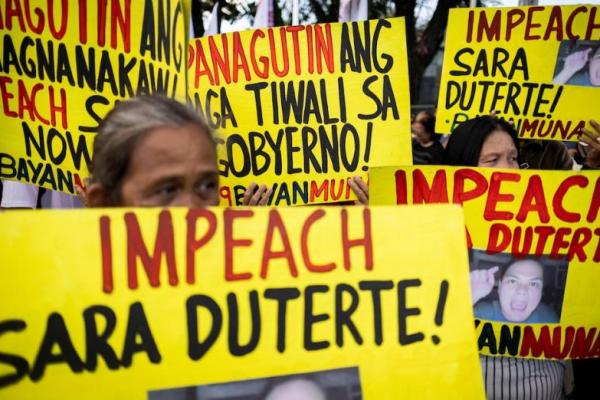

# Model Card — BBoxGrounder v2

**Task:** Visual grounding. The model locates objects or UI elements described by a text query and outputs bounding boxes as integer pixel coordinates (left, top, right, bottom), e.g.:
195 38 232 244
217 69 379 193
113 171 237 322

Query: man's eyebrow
504 273 543 281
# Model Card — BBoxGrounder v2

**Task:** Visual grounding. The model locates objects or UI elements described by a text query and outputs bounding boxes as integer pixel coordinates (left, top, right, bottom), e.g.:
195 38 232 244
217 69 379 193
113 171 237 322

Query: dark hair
500 258 544 282
89 95 213 202
444 116 519 167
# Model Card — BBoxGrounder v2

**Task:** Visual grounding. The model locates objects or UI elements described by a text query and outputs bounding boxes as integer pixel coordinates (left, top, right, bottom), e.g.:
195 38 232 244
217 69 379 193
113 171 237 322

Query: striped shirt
480 355 565 400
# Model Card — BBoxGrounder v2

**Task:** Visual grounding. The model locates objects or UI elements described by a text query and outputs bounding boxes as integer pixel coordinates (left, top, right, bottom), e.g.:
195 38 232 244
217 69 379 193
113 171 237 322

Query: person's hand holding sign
242 183 273 206
349 176 369 205
470 266 499 305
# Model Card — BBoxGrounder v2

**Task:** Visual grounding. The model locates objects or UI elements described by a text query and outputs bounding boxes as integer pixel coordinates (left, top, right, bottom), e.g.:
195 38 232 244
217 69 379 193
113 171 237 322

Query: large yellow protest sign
0 206 484 399
0 0 187 193
437 5 600 140
371 165 600 360
188 18 412 206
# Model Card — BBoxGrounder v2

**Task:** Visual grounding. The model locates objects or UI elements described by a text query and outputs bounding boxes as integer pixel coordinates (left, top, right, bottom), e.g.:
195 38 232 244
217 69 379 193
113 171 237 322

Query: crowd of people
2 92 600 399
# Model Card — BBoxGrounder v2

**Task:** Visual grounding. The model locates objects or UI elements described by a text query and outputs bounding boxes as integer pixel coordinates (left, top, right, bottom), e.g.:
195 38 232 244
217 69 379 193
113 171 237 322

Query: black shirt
412 139 445 165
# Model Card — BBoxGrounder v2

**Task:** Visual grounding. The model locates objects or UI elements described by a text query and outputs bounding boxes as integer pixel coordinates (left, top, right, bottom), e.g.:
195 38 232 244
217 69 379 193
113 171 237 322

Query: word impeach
0 206 485 399
98 208 375 292
391 167 600 261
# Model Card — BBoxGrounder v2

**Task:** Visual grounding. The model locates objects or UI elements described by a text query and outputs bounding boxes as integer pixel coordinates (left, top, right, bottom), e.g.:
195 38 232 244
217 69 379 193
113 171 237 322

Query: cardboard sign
370 165 600 360
437 5 600 141
0 0 188 193
188 18 412 206
0 206 484 399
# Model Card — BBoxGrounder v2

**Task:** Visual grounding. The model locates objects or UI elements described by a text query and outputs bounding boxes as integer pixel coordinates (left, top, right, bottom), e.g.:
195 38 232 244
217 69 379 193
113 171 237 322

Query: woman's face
477 129 519 169
118 124 219 207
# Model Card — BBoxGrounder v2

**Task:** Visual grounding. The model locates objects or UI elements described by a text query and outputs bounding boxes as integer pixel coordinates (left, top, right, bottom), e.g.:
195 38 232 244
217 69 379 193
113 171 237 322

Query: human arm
553 49 591 85
242 182 273 206
470 266 499 305
0 181 38 209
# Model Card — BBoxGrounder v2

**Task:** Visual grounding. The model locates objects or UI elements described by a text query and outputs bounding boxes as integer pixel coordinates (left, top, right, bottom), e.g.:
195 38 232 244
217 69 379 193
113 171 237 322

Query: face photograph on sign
553 40 600 87
469 250 568 325
148 367 361 400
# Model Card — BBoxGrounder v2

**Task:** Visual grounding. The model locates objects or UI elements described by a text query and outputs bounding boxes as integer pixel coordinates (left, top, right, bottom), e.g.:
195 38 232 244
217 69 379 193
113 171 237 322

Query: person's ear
85 182 116 207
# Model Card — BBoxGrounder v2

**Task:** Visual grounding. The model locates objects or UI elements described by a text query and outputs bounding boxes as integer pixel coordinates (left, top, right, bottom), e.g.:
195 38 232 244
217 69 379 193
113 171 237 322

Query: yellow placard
0 206 484 399
437 5 600 140
0 0 188 193
187 18 412 206
371 165 600 360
